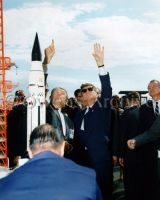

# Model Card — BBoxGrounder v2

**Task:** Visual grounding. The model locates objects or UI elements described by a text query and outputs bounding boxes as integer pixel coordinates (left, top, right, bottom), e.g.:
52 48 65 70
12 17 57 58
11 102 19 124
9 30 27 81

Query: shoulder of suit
62 157 96 178
140 100 153 109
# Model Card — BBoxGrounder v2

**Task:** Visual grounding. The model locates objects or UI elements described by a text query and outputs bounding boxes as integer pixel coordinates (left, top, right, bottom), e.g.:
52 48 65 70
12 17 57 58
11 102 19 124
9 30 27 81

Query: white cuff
98 66 107 75
42 63 48 73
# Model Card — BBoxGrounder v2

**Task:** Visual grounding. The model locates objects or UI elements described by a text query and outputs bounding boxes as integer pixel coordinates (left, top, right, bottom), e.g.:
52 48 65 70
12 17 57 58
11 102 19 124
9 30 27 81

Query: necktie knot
85 106 92 114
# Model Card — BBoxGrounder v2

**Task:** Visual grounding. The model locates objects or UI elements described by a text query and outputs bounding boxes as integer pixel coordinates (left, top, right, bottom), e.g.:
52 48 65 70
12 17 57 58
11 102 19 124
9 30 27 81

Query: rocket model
27 33 46 147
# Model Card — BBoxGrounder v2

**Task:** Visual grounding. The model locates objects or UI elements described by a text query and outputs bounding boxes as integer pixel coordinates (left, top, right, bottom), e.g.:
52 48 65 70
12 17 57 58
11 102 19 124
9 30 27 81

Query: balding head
29 124 65 158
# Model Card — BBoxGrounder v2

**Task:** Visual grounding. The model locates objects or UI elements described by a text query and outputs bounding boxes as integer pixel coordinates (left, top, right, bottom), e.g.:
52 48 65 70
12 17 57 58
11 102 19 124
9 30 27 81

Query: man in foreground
0 124 102 200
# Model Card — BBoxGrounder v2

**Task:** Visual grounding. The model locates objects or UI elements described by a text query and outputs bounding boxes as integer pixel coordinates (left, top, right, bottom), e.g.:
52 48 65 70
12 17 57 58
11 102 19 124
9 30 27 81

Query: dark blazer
134 114 160 146
74 73 113 200
46 104 74 142
119 105 140 162
111 108 124 157
0 151 102 200
138 100 158 158
119 106 140 200
7 103 27 158
135 100 158 200
74 73 112 165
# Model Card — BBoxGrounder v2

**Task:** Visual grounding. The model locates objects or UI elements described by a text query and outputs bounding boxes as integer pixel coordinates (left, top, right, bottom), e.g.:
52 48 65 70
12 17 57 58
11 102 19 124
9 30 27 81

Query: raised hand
43 39 55 65
92 43 104 67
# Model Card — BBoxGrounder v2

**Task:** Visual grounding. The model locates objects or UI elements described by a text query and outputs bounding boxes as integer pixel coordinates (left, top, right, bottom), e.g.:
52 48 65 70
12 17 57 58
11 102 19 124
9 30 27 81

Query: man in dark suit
46 87 74 157
118 92 140 200
74 43 112 200
127 80 160 200
0 124 102 200
127 115 160 200
7 90 27 168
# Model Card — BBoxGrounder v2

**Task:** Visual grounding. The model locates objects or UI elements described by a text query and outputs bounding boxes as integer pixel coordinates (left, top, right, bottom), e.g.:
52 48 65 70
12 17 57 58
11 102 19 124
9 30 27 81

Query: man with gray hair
0 124 102 200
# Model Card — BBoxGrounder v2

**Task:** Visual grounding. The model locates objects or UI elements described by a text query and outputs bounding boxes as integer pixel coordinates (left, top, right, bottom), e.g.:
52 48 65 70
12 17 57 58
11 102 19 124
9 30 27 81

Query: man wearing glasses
74 43 113 200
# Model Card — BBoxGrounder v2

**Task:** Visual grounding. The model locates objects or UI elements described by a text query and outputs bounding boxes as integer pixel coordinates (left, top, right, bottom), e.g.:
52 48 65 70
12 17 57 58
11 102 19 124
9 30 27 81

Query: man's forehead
83 86 93 89
55 88 66 93
148 82 160 87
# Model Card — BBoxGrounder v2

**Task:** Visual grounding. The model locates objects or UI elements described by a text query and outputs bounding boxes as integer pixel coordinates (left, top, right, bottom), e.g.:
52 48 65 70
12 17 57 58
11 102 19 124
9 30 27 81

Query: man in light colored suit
0 124 102 200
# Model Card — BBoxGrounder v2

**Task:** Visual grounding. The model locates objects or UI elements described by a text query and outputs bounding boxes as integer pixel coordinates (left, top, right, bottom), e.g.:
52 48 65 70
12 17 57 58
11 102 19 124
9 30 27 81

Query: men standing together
38 42 113 199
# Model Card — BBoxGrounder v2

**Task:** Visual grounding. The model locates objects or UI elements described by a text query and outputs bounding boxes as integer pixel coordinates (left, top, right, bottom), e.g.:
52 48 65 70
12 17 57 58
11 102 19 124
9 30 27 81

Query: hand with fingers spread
92 43 104 67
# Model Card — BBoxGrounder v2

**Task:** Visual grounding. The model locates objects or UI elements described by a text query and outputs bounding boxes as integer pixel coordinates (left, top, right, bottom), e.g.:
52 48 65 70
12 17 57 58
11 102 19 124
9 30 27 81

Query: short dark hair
29 124 64 150
14 90 25 101
74 89 81 97
127 92 140 101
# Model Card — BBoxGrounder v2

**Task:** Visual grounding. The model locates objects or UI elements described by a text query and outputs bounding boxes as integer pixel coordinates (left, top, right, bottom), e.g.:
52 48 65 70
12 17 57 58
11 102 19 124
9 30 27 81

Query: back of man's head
127 91 140 106
29 124 65 158
127 91 140 101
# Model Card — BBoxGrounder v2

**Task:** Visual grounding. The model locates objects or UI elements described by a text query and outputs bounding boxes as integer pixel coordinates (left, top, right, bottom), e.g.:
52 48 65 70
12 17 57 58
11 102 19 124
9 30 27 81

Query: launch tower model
0 0 12 168
27 33 46 147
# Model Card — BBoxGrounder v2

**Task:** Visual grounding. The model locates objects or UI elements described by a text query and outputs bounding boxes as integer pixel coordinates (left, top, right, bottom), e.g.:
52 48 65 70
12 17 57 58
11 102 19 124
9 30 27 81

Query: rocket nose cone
32 33 42 61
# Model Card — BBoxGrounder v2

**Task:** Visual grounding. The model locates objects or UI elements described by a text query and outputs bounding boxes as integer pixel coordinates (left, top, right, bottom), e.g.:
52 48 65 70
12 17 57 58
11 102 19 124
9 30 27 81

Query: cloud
75 16 160 66
4 2 104 66
3 1 160 97
4 2 160 72
48 74 82 84
143 11 160 22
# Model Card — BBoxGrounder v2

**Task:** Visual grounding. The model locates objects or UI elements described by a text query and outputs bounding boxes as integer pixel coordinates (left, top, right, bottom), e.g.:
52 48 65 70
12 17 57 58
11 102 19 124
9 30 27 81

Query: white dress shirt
58 108 66 136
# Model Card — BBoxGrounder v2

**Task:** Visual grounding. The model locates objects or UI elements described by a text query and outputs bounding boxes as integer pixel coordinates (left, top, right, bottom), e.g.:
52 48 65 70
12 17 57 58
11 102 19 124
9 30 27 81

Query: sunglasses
81 87 94 93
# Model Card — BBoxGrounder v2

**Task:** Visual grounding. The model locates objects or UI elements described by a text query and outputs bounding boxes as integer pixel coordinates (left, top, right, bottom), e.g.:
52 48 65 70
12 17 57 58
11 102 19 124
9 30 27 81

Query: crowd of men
1 41 160 200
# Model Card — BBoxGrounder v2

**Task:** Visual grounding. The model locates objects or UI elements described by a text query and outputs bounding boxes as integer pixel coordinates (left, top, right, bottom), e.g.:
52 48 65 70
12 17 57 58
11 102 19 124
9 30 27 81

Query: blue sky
3 0 160 99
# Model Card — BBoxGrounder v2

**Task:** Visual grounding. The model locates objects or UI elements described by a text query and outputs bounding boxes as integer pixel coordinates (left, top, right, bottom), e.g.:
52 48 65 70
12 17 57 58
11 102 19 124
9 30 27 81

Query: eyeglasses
81 87 94 93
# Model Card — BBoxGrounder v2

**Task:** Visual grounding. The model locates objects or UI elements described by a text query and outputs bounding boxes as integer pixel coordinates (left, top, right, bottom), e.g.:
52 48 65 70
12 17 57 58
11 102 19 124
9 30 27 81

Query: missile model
27 33 46 147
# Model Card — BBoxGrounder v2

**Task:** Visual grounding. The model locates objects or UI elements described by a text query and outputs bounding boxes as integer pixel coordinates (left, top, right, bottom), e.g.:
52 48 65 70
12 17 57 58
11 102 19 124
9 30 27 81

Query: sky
3 0 160 99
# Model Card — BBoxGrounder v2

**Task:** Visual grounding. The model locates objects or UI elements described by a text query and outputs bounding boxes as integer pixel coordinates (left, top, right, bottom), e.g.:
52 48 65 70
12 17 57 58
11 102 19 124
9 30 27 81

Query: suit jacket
135 114 160 146
111 108 124 157
46 104 74 141
7 103 27 158
138 100 156 133
131 100 159 200
137 100 158 160
0 151 102 200
74 73 112 165
119 106 140 163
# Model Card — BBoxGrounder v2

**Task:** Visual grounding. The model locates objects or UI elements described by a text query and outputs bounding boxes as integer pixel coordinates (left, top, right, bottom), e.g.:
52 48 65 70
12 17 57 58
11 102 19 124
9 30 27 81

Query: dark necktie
155 102 159 117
